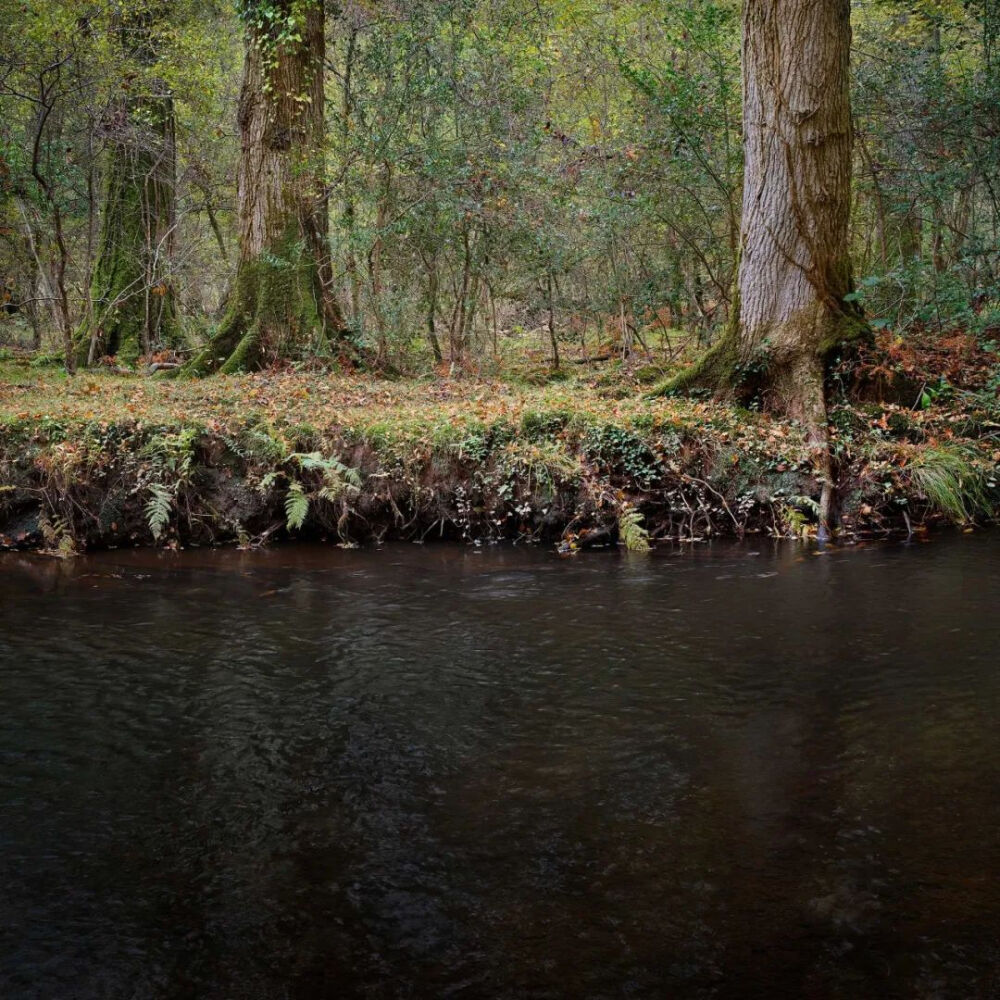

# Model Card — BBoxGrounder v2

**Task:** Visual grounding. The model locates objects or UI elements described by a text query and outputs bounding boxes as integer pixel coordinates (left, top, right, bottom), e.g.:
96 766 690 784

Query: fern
619 505 651 553
318 485 343 503
290 451 329 472
222 427 284 463
782 507 811 539
39 513 76 557
145 427 199 480
290 451 362 499
284 480 310 531
257 470 280 495
788 494 821 516
145 483 173 540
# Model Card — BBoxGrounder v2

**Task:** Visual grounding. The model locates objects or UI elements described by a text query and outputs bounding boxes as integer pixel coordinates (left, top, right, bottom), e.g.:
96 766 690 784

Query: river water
1 538 998 999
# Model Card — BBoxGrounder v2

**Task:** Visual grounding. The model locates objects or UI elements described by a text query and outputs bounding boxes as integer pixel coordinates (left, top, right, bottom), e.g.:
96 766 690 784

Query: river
1 537 998 998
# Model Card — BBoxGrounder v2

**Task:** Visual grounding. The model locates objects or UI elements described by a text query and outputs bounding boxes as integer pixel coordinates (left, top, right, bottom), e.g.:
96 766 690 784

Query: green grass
909 445 993 523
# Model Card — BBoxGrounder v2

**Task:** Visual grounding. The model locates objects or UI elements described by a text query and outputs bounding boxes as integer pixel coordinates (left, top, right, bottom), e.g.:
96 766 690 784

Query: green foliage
145 427 200 480
584 424 662 485
619 504 651 552
909 446 992 523
4 0 998 372
224 425 286 464
239 0 312 58
284 479 309 530
520 410 573 441
145 482 173 540
780 494 821 538
261 451 364 532
290 451 363 499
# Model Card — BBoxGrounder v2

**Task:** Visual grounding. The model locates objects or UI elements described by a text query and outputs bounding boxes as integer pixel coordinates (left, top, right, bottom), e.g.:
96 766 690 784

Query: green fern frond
284 480 310 531
619 505 651 553
289 451 362 498
257 470 280 495
788 494 821 516
145 483 173 540
290 451 328 472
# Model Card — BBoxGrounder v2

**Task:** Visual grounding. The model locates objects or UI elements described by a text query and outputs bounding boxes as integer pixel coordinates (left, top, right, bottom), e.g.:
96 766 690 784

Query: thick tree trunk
666 0 863 533
80 89 179 364
187 0 346 375
79 8 180 366
735 0 857 410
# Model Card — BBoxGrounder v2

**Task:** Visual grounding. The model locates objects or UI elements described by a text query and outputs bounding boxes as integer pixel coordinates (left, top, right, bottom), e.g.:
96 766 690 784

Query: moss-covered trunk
186 0 346 375
79 9 181 366
665 0 863 533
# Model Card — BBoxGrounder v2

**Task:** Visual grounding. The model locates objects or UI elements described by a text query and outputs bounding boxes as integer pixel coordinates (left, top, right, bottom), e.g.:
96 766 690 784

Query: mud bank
2 364 997 554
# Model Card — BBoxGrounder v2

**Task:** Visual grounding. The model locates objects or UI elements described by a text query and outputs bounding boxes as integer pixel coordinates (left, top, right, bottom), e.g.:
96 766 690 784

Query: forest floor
1 332 999 553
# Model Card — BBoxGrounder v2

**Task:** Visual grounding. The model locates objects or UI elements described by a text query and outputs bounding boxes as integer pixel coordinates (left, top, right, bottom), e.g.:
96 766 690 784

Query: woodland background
2 0 999 371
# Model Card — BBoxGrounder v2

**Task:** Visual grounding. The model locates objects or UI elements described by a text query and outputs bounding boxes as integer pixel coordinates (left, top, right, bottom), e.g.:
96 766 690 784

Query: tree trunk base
648 323 742 401
184 247 337 376
76 296 183 368
650 313 871 539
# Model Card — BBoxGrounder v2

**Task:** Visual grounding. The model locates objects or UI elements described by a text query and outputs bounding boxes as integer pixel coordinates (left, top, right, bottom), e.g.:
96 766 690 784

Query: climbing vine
237 0 316 85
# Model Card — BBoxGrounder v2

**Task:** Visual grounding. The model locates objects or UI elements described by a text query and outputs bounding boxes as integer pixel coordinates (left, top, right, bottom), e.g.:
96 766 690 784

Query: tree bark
666 0 864 534
79 11 180 365
187 0 347 375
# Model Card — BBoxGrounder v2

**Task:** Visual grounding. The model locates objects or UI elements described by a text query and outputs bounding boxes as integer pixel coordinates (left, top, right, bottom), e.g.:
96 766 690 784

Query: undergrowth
1 339 998 552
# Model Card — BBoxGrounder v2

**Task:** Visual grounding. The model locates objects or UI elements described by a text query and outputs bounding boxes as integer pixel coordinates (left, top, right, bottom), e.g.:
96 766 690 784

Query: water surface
1 538 998 998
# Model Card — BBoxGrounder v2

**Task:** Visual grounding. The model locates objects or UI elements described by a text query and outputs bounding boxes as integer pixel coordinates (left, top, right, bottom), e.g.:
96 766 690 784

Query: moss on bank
1 348 998 553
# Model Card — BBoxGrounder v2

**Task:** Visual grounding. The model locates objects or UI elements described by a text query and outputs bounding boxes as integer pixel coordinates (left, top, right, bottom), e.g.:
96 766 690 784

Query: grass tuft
909 446 993 523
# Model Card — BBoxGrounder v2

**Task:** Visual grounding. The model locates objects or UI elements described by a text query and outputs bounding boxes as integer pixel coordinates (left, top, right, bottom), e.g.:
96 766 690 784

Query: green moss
185 228 329 376
633 364 669 385
649 275 870 405
78 98 182 367
648 321 741 400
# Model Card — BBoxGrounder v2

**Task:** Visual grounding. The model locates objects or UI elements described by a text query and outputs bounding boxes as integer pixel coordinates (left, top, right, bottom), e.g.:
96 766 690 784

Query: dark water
1 538 999 999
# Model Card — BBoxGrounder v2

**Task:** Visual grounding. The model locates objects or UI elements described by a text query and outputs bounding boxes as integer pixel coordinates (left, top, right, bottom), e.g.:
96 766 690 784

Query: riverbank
1 334 998 554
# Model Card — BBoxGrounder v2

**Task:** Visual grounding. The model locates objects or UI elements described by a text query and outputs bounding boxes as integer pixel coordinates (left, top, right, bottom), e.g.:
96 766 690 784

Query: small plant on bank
259 451 363 533
619 504 651 552
909 446 992 524
284 481 309 530
584 424 663 486
145 483 174 540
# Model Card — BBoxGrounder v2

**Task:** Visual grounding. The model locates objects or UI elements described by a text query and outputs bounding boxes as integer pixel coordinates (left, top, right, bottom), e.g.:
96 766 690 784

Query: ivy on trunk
187 0 347 375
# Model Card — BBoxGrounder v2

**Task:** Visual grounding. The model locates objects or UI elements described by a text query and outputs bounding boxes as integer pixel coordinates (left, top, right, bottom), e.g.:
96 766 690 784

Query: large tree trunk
79 12 180 366
187 0 346 375
667 0 863 533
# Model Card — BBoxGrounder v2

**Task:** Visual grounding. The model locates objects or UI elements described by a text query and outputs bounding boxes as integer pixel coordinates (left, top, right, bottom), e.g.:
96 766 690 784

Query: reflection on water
1 538 998 999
